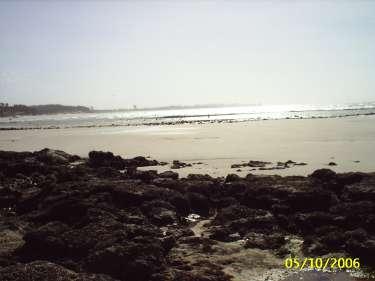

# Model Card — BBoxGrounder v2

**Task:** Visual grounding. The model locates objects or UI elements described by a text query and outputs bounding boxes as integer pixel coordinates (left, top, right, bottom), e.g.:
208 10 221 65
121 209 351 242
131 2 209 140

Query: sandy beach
1 115 375 177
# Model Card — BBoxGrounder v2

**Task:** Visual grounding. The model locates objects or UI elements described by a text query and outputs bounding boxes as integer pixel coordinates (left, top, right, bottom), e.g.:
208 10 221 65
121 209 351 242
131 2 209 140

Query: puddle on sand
280 270 374 281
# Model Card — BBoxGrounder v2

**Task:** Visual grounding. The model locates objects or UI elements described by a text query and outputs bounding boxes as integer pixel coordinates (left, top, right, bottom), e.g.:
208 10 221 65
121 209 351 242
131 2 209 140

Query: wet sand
1 115 375 176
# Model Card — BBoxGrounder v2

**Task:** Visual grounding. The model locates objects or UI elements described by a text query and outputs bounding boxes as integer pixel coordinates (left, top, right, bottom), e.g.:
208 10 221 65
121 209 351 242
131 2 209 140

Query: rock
225 174 241 182
159 171 179 180
141 200 178 226
209 227 232 242
332 200 375 214
227 212 277 235
186 174 213 181
241 187 281 210
0 151 33 161
244 233 285 250
332 202 375 232
0 261 117 281
231 160 271 169
125 156 159 167
246 160 271 167
111 183 150 207
310 168 337 182
88 151 125 169
96 167 122 178
1 148 375 277
171 160 192 169
168 193 190 216
346 239 375 265
213 196 238 208
328 162 337 166
0 229 24 258
186 192 210 216
35 148 79 165
215 205 266 224
271 203 291 214
286 189 336 212
337 172 364 186
87 152 159 170
276 245 291 257
29 197 89 223
86 240 164 281
0 159 46 177
16 183 55 214
60 214 134 256
292 212 336 234
133 170 158 183
320 230 346 250
222 182 247 196
152 178 180 190
184 180 216 197
274 160 307 168
302 238 329 256
344 228 368 242
0 186 18 209
141 199 175 214
18 221 70 260
160 235 176 253
341 176 375 201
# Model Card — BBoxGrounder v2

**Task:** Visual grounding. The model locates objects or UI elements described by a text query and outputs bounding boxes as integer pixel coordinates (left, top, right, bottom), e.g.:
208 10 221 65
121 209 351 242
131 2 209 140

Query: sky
0 1 374 109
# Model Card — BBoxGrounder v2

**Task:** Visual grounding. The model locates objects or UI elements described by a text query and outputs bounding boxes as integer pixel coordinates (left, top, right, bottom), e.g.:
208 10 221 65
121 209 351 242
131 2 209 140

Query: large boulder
124 156 159 167
187 192 210 216
158 171 179 180
132 170 158 183
35 149 79 165
309 169 337 182
17 221 70 260
86 239 165 281
29 197 90 224
88 151 125 169
141 200 178 226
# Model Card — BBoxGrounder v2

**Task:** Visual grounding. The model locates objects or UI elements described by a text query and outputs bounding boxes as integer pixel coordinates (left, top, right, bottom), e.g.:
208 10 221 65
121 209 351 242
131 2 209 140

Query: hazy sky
1 1 374 109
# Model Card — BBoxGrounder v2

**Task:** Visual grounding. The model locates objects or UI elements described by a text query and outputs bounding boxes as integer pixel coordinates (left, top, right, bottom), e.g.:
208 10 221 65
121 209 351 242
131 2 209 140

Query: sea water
1 102 375 130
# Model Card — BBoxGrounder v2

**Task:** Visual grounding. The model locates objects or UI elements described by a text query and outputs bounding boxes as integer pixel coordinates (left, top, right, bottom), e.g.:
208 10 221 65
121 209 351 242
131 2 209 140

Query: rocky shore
0 149 375 280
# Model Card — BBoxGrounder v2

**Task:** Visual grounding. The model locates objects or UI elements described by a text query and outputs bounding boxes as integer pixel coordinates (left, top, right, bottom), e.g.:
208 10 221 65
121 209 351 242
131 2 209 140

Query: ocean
1 102 375 130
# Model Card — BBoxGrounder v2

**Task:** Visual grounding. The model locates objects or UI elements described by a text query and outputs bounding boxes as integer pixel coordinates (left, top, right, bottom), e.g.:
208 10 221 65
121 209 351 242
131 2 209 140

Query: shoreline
1 116 375 177
1 111 375 131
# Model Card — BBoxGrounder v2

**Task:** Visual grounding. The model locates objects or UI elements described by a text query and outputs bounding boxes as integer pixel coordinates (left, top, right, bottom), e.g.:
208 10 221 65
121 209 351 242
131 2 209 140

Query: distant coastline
1 101 374 118
0 103 92 117
0 103 264 117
